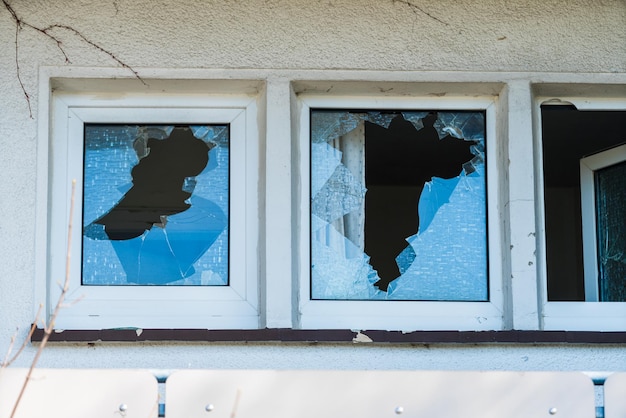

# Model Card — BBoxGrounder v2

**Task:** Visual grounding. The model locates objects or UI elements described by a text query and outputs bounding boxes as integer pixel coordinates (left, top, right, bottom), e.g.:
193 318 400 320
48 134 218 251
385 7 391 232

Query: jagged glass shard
132 126 175 158
310 109 487 301
143 125 174 139
401 111 429 131
396 244 416 276
311 111 362 143
182 177 197 193
417 176 460 234
191 125 229 147
467 142 485 173
311 221 384 300
312 164 366 223
360 112 397 129
311 214 327 233
387 166 487 300
311 142 342 196
434 112 485 141
435 112 486 176
82 124 229 286
83 223 108 240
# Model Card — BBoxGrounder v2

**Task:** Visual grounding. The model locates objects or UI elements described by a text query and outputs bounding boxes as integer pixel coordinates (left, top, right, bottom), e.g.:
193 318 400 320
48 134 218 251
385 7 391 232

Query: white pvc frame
46 93 260 329
297 95 504 331
580 143 626 302
535 91 626 331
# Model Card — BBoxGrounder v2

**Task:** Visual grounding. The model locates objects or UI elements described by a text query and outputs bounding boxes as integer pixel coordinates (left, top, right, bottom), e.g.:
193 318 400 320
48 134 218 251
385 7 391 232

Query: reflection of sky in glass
311 110 487 301
82 125 229 286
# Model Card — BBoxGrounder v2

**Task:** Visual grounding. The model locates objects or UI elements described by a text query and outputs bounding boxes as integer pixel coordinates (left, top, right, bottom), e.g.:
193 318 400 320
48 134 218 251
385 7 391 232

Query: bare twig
1 331 17 367
44 24 146 85
10 180 77 418
12 22 31 118
1 305 42 368
392 0 449 26
1 0 145 118
230 389 242 418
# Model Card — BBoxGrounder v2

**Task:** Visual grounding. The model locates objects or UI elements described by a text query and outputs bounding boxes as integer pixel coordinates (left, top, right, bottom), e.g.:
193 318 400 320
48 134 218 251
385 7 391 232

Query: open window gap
541 105 626 301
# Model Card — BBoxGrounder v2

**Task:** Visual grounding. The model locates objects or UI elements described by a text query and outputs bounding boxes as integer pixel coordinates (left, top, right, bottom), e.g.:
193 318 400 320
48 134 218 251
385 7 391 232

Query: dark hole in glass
365 113 477 291
92 126 211 240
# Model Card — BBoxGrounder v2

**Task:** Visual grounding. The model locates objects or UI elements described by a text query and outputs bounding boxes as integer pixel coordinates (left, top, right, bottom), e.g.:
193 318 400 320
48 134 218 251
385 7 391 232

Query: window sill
31 328 626 344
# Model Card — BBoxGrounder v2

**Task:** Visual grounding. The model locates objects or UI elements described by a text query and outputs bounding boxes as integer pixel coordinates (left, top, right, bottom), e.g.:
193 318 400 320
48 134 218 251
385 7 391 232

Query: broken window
310 109 488 301
82 124 229 286
541 105 626 301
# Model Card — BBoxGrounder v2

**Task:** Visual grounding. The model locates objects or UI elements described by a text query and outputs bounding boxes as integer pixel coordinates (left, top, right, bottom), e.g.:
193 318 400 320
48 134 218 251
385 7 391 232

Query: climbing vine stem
2 0 145 119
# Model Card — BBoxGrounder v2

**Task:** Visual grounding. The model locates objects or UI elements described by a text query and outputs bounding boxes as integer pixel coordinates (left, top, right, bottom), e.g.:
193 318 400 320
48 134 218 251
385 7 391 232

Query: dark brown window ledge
31 328 626 344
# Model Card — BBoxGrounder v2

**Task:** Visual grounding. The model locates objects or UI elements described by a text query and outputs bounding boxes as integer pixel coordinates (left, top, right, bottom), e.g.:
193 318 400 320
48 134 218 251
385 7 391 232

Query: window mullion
506 80 541 330
262 78 296 328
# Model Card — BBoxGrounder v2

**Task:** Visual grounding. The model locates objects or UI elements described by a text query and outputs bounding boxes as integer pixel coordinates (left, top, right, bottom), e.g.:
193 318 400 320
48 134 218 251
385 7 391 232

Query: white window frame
535 91 626 331
33 72 625 335
296 95 504 331
580 143 626 302
42 91 260 330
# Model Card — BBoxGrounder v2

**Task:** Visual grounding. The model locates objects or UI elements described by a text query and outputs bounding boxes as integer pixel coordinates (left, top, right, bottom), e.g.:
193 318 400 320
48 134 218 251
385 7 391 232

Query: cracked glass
82 124 229 286
310 109 488 301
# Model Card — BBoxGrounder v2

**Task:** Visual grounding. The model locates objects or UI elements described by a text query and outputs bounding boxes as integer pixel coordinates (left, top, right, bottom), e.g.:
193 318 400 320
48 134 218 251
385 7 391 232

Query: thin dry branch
9 180 77 418
1 0 145 119
1 305 42 368
1 331 17 367
230 389 242 418
12 23 31 118
43 24 145 83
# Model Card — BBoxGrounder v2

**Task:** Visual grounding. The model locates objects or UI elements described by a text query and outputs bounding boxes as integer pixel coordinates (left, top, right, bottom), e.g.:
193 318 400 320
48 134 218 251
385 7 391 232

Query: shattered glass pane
312 164 366 223
401 112 429 131
595 160 626 301
360 112 398 130
82 124 229 286
311 216 381 299
310 110 487 301
311 112 362 144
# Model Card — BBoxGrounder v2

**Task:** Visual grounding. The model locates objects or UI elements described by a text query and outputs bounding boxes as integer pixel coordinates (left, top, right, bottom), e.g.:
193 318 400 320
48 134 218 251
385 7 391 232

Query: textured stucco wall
3 0 626 74
0 0 625 372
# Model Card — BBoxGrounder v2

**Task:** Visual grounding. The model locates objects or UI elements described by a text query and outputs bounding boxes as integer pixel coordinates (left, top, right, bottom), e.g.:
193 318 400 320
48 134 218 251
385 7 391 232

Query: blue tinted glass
82 124 229 286
310 110 488 301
